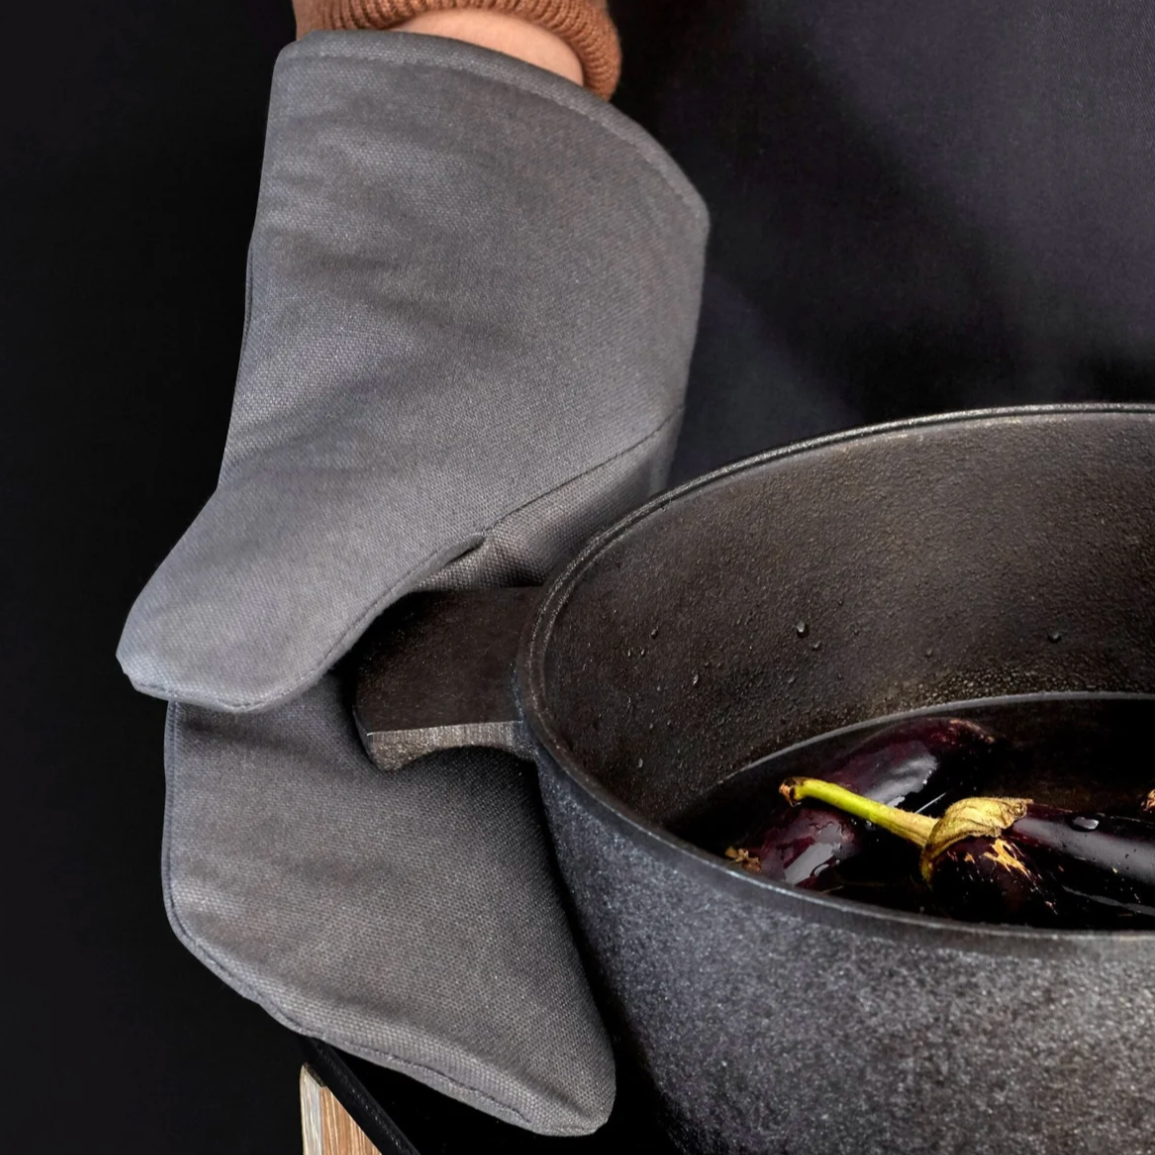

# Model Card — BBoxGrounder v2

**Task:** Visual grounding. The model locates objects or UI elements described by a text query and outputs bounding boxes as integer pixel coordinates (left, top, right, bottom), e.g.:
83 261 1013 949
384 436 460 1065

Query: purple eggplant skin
927 835 1063 926
924 806 1155 928
1004 806 1155 927
740 717 1001 888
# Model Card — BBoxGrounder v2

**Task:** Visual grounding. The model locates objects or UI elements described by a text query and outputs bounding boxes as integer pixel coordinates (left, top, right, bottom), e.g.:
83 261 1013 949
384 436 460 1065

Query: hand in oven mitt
116 32 707 1136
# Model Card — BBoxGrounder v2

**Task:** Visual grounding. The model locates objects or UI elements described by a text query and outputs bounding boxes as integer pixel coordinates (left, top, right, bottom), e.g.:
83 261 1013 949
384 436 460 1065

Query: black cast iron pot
353 405 1155 1155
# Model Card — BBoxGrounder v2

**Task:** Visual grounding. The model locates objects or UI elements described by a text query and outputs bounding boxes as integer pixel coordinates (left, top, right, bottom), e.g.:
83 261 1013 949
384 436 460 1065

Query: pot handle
351 588 543 772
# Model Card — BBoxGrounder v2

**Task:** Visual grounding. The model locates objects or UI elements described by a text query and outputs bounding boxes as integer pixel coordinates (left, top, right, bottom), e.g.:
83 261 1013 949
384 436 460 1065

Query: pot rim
520 403 1155 958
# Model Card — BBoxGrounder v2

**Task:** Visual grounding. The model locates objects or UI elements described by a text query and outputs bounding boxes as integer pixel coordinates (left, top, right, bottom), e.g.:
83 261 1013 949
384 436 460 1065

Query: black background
7 3 305 1152
7 0 1155 1151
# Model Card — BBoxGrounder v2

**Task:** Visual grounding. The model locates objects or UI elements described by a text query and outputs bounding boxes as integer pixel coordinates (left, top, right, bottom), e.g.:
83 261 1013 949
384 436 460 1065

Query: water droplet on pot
810 641 823 651
637 758 645 769
691 672 700 686
1048 631 1063 643
1069 814 1099 831
650 626 660 638
795 621 809 638
786 675 796 686
925 648 934 658
640 647 647 657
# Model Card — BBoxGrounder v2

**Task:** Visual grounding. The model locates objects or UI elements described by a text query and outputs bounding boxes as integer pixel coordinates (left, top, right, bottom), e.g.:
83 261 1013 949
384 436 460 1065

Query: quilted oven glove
117 32 707 1136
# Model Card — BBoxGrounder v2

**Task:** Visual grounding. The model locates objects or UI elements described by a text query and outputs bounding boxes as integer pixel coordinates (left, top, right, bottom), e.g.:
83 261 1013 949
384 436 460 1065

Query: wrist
293 0 621 100
395 10 583 87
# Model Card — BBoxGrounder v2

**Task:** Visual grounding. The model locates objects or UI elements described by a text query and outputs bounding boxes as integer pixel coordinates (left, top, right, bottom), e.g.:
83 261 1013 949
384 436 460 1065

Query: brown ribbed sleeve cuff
293 0 622 100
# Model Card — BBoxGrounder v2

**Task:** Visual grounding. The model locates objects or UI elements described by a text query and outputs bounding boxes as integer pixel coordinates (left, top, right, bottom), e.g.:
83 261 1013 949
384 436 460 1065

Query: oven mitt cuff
116 31 708 715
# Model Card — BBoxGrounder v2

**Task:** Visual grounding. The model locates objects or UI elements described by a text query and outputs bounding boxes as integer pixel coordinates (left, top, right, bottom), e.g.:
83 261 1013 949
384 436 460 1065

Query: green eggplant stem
779 776 937 848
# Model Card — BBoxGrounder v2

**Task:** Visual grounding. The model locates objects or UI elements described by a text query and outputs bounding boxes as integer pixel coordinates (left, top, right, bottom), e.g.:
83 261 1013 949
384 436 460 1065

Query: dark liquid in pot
669 695 1155 919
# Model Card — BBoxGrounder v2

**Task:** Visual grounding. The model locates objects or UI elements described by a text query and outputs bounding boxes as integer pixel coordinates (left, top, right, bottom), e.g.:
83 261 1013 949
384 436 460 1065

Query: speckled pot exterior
521 407 1155 1154
538 762 1155 1155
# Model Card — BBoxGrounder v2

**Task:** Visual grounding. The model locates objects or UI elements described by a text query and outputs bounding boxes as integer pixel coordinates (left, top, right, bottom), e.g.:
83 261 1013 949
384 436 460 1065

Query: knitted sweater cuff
294 0 622 100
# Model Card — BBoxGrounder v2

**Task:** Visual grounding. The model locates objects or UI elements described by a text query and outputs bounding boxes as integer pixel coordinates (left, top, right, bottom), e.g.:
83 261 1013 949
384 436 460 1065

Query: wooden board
300 1065 382 1155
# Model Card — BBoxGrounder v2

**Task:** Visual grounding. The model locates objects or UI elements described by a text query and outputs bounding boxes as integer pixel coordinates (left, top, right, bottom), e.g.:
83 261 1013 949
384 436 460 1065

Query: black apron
613 0 1155 481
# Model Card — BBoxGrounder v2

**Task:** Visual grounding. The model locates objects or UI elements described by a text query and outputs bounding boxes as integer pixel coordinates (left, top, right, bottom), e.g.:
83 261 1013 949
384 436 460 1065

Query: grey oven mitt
116 32 708 1136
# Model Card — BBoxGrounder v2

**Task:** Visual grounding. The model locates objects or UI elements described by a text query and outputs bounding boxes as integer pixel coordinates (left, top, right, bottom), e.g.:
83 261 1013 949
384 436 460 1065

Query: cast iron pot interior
525 405 1155 829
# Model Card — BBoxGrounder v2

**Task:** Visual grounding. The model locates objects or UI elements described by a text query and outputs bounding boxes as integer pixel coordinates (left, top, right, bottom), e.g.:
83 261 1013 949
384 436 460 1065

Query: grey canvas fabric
164 680 614 1134
117 31 707 714
116 30 708 1136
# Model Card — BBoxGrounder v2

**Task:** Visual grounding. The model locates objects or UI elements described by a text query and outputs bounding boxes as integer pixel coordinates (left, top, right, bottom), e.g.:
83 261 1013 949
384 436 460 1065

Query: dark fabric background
4 4 304 1152
6 0 1154 1151
612 0 1155 481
